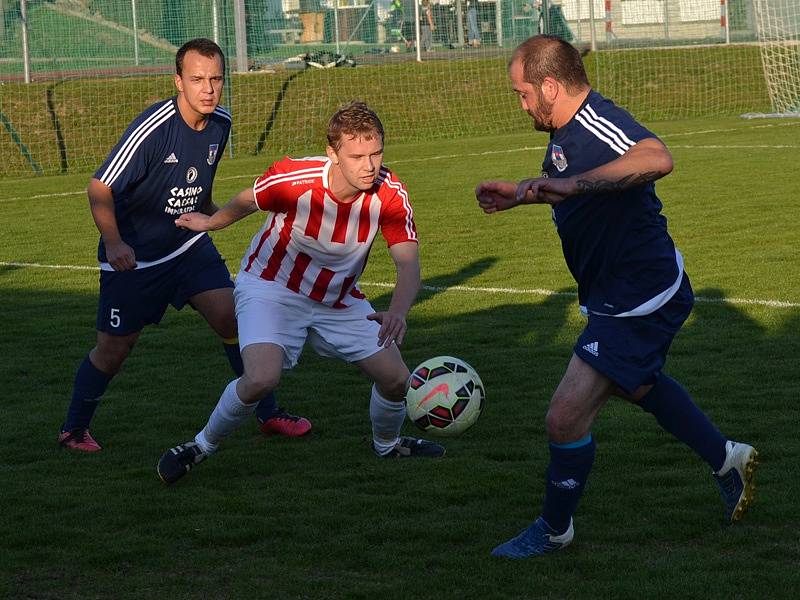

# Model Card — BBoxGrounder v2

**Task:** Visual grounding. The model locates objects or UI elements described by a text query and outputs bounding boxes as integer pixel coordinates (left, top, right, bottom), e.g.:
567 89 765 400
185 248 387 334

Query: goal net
752 0 800 116
0 0 783 176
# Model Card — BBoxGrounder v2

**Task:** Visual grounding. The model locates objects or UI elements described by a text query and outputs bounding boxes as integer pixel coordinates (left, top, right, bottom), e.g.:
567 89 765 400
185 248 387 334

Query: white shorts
234 271 384 368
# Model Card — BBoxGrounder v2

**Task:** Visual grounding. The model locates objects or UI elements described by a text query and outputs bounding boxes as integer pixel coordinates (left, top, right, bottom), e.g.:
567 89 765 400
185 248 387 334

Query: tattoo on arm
576 172 661 193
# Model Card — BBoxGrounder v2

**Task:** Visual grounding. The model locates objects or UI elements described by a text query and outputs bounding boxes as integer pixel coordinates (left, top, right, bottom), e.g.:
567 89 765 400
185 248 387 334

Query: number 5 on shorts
110 308 121 328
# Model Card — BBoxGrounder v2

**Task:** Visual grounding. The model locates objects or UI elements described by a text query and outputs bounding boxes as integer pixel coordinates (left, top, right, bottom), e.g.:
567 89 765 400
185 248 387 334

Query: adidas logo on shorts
582 341 599 356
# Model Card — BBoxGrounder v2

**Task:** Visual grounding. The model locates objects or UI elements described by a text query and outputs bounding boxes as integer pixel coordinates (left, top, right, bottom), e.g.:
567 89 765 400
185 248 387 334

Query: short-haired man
157 101 444 484
476 35 757 557
59 38 310 453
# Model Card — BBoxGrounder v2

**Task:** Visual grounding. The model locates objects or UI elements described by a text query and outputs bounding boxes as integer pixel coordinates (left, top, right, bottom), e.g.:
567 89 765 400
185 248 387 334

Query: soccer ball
405 356 485 437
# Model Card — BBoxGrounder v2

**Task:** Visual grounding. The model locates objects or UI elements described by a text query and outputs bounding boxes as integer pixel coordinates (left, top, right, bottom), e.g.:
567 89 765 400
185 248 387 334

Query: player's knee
545 402 579 443
92 336 136 374
376 371 409 402
242 369 280 398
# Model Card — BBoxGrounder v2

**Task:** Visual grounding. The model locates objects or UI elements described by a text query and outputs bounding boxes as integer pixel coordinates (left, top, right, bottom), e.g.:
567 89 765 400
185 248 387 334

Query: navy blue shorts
96 237 234 335
574 274 694 394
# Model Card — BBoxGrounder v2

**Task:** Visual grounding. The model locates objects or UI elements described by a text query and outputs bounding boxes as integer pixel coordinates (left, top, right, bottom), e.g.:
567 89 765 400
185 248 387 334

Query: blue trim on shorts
551 434 593 449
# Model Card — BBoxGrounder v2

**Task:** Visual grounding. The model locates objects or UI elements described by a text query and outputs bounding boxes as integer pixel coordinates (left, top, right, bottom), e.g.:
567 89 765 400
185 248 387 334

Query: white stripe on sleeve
99 101 175 187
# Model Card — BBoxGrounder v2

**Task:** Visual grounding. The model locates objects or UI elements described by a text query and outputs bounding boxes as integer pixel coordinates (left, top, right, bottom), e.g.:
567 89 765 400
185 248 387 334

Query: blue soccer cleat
713 440 758 523
491 517 574 558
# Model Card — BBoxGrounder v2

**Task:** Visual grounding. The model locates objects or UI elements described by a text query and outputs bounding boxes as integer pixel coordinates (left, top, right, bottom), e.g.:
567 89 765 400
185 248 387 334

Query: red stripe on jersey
244 216 278 273
332 275 356 308
331 201 353 244
304 188 325 239
310 268 334 302
349 287 366 300
358 194 372 242
286 252 311 292
260 210 297 281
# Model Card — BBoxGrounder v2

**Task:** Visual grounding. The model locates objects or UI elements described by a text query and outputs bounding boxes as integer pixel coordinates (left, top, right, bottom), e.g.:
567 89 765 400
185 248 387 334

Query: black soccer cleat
157 441 207 484
374 436 446 458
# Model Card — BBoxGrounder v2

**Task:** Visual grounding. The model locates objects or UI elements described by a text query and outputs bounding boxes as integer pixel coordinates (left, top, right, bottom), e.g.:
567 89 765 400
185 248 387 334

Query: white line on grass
660 120 800 139
670 144 799 149
360 282 800 309
0 190 85 204
387 147 547 164
0 260 99 271
2 260 797 310
3 121 798 204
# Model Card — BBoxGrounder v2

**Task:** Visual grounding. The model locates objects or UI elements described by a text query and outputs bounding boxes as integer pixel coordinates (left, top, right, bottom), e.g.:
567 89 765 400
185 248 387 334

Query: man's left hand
367 311 408 347
515 176 576 205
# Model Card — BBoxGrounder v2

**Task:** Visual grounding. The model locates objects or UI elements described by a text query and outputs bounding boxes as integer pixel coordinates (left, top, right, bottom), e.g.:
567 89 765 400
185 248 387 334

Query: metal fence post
132 0 140 66
212 0 219 44
21 0 31 83
456 0 464 46
334 0 341 54
233 0 248 72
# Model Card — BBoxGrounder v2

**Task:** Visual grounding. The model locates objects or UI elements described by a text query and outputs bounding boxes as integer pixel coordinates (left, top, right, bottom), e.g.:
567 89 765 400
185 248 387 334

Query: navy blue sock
63 356 112 431
222 339 244 376
541 435 596 534
638 374 727 471
223 339 278 421
254 392 279 423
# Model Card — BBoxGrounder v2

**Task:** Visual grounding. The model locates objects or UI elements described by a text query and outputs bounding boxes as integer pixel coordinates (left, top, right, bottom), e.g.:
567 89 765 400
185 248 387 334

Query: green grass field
1 117 799 599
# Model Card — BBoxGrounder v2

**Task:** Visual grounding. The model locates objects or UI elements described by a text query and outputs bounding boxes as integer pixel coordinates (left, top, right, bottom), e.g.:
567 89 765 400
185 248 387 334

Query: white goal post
751 0 800 117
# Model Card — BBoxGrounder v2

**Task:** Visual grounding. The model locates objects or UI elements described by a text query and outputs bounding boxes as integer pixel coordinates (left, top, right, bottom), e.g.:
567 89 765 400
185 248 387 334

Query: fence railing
0 1 782 176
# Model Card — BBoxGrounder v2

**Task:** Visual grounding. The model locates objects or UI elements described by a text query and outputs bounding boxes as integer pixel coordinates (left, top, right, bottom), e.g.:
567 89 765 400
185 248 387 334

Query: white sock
195 378 256 454
369 384 405 455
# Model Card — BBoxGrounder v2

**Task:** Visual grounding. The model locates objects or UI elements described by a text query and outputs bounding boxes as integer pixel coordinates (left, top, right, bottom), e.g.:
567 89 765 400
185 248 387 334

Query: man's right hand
475 180 521 214
105 239 137 271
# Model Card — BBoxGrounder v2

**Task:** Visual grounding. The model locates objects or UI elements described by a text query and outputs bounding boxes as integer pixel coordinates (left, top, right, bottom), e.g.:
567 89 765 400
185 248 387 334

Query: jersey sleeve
94 108 162 195
252 157 292 213
607 104 658 145
378 175 418 247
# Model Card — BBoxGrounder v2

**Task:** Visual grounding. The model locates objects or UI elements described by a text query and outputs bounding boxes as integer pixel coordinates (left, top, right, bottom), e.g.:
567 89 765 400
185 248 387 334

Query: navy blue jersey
543 90 682 317
94 97 231 264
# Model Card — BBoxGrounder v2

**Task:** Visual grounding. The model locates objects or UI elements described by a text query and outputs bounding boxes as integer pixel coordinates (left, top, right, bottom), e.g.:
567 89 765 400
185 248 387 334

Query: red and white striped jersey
239 156 417 308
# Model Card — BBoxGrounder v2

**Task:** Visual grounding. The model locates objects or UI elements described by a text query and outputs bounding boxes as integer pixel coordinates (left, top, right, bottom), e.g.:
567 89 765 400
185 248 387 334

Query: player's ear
174 73 183 93
541 77 558 102
326 145 339 165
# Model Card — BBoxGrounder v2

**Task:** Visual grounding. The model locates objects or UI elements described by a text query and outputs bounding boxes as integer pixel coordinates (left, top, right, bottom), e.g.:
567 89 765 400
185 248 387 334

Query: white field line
2 120 798 204
0 190 86 204
2 261 798 310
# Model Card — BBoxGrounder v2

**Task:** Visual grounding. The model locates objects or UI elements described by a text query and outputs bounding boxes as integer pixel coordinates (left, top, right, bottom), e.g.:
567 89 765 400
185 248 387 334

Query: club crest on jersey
551 145 568 172
186 166 198 183
207 144 219 165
